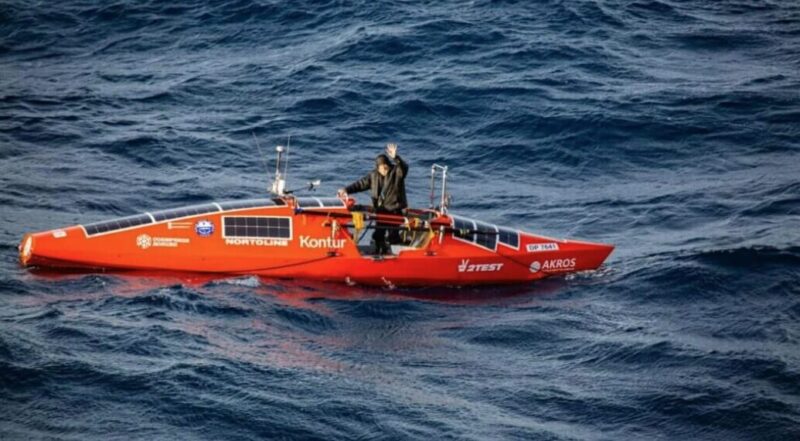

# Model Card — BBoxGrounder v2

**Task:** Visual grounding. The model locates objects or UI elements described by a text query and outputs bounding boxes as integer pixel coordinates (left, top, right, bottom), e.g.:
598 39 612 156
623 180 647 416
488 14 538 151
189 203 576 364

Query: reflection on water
15 268 583 379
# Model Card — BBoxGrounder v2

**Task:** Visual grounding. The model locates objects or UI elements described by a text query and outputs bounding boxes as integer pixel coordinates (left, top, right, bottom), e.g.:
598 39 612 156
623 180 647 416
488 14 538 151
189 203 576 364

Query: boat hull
19 198 614 287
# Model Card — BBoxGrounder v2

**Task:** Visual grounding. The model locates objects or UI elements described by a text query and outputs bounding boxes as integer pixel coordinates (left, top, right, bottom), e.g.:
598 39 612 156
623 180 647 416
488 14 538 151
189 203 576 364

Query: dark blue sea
2 1 799 439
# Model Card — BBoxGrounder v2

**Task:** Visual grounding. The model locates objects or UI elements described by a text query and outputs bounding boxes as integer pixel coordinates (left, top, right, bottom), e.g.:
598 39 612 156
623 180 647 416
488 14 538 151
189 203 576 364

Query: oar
327 221 501 236
295 208 439 226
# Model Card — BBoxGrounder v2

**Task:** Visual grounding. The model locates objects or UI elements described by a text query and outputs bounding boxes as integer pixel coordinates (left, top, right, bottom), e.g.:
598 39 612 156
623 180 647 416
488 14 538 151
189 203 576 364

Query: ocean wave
272 305 337 334
326 32 425 63
690 246 800 269
466 324 561 348
2 0 800 438
107 287 254 318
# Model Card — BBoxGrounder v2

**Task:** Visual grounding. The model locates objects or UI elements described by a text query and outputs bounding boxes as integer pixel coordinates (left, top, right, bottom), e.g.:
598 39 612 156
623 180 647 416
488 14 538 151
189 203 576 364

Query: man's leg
386 209 405 246
373 222 388 255
372 224 386 254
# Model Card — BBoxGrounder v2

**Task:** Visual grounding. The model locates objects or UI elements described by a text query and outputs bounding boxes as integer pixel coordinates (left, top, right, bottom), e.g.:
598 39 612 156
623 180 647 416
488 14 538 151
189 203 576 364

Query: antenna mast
270 145 286 195
284 134 291 184
430 164 449 213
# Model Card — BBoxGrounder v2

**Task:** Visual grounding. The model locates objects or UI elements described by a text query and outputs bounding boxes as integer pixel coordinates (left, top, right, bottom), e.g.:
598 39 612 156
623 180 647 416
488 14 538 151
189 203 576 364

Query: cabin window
223 216 292 239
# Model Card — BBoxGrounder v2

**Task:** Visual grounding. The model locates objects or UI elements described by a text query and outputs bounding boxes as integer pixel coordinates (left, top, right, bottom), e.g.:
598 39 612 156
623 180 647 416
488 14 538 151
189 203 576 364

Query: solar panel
84 213 153 236
151 203 219 222
498 228 519 248
452 216 475 242
475 221 498 251
223 216 292 239
318 197 346 208
450 214 518 251
217 199 280 211
297 197 323 208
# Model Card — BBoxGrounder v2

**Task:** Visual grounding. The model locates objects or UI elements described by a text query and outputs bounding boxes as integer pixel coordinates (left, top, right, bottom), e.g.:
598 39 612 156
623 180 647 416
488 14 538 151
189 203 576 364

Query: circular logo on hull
137 234 152 249
195 220 215 237
529 261 541 273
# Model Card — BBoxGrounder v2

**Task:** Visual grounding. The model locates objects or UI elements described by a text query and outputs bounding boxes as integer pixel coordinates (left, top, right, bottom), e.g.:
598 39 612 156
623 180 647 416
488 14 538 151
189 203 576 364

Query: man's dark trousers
373 207 403 254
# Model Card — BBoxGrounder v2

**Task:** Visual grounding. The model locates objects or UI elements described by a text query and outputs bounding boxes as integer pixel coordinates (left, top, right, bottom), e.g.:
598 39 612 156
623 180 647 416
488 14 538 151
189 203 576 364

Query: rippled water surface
1 1 799 439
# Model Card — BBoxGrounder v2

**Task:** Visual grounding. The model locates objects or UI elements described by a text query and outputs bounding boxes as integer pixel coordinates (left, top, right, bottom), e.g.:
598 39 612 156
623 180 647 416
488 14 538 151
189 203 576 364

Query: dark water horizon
2 0 799 439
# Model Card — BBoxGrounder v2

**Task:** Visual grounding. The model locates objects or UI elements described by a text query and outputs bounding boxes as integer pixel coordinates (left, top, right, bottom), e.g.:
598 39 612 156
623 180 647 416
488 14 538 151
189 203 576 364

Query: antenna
430 164 450 213
267 135 321 196
270 145 286 195
284 134 291 183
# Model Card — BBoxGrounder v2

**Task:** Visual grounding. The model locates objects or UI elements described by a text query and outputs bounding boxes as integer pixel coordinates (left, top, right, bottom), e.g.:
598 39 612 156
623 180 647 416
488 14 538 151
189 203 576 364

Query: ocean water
1 1 799 439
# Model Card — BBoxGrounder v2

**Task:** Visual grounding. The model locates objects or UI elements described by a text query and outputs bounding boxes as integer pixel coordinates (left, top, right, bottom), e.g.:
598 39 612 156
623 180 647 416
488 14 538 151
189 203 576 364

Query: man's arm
344 173 372 194
393 154 409 178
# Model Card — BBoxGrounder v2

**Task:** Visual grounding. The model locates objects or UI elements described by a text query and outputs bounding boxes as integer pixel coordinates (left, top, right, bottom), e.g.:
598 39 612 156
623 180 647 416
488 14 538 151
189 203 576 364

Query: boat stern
18 233 34 267
18 226 91 269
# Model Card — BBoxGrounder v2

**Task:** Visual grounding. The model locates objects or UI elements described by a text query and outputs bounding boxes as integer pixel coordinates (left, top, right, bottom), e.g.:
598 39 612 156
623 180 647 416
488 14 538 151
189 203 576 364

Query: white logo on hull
168 222 192 230
137 234 152 249
526 242 559 253
458 259 504 273
530 258 577 273
137 234 189 249
225 238 288 247
300 236 345 249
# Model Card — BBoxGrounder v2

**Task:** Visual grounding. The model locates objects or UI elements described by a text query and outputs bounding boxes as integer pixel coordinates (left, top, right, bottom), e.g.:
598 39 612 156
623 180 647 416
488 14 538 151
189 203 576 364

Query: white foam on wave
209 276 262 288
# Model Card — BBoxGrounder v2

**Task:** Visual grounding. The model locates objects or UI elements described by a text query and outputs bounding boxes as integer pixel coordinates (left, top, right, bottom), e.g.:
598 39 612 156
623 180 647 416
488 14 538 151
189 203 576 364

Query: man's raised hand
386 143 398 159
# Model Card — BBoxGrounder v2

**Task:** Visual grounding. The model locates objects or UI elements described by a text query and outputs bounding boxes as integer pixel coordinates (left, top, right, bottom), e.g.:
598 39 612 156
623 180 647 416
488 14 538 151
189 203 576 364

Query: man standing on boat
338 143 409 255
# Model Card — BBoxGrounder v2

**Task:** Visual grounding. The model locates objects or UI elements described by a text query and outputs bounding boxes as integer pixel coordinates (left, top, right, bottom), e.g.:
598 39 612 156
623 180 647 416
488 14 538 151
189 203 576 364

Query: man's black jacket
345 155 409 211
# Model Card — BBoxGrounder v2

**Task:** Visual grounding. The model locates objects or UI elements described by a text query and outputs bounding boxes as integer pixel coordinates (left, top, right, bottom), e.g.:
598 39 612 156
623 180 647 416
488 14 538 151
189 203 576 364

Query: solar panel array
151 203 220 222
296 197 346 208
223 216 291 239
451 215 519 251
82 199 293 236
217 198 283 211
84 213 153 236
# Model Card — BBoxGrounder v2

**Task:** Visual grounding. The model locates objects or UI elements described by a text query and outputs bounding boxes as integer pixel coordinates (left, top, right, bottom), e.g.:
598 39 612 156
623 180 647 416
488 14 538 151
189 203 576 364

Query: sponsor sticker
52 229 67 239
225 238 289 247
529 258 577 273
168 221 192 230
458 259 504 273
136 234 189 249
526 242 559 253
195 220 215 237
153 237 190 248
300 236 345 249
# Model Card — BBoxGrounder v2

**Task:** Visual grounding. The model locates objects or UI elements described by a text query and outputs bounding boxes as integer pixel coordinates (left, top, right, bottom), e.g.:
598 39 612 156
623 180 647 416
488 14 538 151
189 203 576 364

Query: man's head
375 154 391 176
